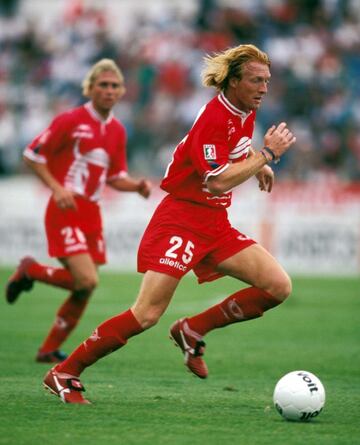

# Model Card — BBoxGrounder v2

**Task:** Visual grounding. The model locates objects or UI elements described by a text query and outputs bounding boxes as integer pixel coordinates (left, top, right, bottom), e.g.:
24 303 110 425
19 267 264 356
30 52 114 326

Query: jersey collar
218 92 252 120
85 101 114 125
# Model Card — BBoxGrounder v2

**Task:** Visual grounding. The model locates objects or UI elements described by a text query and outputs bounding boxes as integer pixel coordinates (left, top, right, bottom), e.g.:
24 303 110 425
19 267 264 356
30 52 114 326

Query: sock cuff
255 288 281 309
97 309 143 343
125 309 144 337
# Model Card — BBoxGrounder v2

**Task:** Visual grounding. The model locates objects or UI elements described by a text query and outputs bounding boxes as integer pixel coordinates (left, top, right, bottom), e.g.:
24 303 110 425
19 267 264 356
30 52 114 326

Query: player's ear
228 77 239 89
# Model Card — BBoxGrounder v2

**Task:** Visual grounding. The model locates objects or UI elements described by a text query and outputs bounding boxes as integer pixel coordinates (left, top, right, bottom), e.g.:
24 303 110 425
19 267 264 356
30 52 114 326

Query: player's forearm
206 151 267 195
107 175 142 192
23 157 63 193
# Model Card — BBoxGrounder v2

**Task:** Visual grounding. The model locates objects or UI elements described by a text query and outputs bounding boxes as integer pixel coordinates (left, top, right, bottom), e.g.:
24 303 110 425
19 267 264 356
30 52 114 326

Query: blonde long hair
82 59 124 97
202 44 270 91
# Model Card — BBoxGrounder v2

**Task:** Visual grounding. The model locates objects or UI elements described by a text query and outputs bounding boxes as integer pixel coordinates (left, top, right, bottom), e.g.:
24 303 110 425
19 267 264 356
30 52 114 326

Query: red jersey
24 102 128 202
161 92 256 208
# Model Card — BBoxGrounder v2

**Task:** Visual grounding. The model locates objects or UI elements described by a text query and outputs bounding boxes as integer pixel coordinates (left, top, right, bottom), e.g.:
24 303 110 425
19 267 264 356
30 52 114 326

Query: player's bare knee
269 275 292 301
74 274 98 295
137 309 162 330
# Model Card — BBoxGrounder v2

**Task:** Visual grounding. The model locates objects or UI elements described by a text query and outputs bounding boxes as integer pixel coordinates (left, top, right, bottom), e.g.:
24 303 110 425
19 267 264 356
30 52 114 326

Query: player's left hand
137 179 152 198
256 165 274 193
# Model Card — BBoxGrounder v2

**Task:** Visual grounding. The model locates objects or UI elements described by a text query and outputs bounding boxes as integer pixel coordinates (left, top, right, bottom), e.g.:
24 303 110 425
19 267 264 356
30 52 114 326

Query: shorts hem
137 264 184 279
49 250 106 265
214 239 256 265
197 272 224 284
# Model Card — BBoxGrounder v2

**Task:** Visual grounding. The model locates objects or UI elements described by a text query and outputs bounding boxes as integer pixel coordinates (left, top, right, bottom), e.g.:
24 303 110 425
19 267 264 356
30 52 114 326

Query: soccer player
5 59 151 363
43 44 296 404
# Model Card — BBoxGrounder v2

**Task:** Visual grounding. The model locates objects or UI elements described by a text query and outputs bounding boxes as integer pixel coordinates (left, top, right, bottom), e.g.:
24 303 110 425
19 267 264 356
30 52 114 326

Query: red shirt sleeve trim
204 163 229 183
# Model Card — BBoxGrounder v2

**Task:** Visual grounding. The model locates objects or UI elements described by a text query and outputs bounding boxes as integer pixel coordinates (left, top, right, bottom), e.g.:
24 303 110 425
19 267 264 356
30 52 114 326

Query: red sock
39 294 90 353
27 262 74 290
56 309 143 376
187 287 281 336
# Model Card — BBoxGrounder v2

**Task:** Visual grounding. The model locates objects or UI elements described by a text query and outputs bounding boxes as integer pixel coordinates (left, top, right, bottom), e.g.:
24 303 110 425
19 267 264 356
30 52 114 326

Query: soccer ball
273 370 326 421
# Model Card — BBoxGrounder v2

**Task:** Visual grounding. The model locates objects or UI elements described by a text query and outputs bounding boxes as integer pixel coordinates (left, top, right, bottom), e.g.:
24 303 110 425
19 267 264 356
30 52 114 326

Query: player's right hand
264 122 296 159
53 187 77 210
137 179 152 199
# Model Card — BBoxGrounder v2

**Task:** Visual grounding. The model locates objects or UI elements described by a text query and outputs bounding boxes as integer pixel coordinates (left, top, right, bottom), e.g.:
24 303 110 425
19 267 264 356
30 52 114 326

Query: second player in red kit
6 59 151 363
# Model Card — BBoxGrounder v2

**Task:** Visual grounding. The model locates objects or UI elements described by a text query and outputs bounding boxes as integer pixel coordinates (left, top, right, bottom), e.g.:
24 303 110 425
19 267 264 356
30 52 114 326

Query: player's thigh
131 271 180 325
216 244 291 296
61 253 98 290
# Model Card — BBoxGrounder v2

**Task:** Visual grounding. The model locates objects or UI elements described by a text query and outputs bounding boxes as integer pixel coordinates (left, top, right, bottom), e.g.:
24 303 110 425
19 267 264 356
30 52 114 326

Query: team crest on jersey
203 144 216 160
72 124 94 139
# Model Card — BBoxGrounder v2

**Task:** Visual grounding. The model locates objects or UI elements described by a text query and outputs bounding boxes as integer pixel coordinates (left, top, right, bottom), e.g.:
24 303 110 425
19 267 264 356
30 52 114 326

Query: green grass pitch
0 269 359 445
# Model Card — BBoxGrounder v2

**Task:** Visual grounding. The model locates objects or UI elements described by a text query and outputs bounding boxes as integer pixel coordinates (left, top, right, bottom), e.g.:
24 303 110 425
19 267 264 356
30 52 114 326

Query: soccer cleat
36 350 68 363
5 256 36 304
43 366 90 404
170 318 208 379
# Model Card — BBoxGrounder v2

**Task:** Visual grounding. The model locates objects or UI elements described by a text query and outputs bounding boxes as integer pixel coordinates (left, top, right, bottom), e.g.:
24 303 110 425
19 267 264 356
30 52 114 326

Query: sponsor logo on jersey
203 144 216 160
227 119 236 138
72 124 94 139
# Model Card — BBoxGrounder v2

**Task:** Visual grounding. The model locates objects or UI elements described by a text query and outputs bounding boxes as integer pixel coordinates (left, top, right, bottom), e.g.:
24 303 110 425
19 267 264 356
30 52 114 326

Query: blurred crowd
0 0 360 180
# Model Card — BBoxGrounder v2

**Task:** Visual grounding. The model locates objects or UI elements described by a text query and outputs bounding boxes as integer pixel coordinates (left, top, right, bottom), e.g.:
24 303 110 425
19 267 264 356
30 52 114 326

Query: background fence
1 176 359 275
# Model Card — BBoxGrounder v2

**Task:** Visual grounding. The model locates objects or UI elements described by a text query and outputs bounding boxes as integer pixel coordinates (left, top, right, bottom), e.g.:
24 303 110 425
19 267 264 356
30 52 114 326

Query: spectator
0 0 359 179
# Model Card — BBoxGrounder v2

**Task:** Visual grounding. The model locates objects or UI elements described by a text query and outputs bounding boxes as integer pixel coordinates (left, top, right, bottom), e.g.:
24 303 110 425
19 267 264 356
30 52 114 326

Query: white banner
0 177 359 275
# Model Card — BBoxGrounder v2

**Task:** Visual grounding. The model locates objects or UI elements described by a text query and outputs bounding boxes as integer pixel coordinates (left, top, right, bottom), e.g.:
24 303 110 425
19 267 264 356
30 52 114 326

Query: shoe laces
66 377 86 392
193 340 205 357
180 322 206 357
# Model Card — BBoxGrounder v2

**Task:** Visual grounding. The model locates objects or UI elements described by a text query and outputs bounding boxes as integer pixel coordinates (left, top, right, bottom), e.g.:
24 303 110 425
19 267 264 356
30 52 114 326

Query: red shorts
45 195 106 264
137 195 256 283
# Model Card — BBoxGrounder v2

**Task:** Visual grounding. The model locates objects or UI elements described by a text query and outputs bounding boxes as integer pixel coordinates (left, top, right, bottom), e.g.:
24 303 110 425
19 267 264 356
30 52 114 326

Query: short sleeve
189 117 230 182
23 113 71 164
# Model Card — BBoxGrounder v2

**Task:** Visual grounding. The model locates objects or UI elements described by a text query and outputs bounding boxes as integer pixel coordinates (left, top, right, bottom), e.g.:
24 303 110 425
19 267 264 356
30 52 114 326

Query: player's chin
103 98 117 108
247 104 259 112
